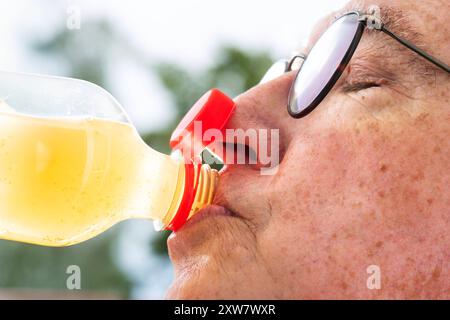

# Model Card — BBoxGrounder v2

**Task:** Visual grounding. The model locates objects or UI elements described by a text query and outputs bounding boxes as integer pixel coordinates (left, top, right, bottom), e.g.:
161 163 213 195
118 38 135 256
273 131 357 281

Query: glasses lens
259 59 288 84
288 13 361 117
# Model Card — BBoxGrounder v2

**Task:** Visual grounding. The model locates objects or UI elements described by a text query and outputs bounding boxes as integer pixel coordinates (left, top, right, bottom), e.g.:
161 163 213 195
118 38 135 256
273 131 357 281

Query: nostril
233 143 258 166
206 124 288 170
210 141 283 170
220 142 258 166
202 142 259 168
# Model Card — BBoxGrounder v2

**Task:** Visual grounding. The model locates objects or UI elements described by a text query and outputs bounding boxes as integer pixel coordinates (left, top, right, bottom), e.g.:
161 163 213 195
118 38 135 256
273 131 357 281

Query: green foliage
33 19 129 90
151 46 272 127
0 227 130 296
150 230 172 256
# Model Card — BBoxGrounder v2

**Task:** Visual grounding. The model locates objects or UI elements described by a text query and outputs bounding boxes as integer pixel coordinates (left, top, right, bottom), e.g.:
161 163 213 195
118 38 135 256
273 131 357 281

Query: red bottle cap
166 89 235 231
170 89 236 160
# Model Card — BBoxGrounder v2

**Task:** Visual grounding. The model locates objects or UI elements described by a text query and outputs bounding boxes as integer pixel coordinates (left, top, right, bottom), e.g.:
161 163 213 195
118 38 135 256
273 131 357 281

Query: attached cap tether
170 89 236 160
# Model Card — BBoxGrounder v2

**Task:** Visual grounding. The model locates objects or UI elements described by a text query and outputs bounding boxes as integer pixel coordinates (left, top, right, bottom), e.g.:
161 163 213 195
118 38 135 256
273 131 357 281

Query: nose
217 72 298 167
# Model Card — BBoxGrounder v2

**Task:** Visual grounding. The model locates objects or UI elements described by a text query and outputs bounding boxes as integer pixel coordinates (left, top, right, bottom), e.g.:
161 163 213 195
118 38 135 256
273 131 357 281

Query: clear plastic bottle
0 71 234 246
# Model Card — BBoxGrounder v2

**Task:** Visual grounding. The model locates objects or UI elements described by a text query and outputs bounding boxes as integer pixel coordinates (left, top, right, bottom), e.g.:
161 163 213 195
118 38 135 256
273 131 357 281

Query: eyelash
341 81 382 92
340 63 390 93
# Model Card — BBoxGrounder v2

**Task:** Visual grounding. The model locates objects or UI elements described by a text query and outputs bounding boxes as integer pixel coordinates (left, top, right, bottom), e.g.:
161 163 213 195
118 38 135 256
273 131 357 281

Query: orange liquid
0 111 183 246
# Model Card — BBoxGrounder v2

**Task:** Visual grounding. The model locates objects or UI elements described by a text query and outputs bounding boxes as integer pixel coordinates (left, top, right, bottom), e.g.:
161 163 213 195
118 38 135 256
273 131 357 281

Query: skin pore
166 0 450 299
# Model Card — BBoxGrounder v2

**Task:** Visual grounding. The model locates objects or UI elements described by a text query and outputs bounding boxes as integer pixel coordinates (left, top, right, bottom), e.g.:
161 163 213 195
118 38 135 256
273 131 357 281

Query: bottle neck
158 163 218 231
188 164 219 220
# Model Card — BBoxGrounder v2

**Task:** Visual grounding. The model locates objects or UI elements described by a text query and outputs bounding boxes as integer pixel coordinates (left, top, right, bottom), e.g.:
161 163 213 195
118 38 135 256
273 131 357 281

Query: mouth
185 204 234 226
167 166 256 257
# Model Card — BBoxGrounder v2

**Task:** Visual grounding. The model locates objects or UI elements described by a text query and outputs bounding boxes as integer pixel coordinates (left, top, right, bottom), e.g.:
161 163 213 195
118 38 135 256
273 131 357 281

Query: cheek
272 114 447 230
259 114 449 296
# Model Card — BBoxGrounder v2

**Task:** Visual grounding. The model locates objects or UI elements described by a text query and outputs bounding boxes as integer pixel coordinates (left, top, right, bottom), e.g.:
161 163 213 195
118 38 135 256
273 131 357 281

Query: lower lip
167 205 234 253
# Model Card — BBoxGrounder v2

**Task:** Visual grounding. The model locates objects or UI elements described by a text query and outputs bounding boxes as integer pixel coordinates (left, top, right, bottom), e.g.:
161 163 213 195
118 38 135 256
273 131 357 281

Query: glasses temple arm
380 25 450 73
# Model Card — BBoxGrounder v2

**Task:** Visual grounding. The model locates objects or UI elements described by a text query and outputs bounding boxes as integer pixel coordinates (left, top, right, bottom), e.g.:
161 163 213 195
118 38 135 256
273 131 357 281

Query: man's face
167 0 450 299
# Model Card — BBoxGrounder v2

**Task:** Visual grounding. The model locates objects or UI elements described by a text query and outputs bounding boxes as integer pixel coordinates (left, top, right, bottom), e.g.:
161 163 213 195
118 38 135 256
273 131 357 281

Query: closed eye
342 81 382 92
340 61 393 93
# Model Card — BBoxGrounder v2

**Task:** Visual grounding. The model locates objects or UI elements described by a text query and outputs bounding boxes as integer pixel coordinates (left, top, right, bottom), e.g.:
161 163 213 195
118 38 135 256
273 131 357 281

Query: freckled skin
167 0 450 299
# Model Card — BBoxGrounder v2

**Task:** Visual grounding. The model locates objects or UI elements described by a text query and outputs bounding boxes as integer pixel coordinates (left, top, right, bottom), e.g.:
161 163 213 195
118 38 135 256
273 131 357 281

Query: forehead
304 0 449 58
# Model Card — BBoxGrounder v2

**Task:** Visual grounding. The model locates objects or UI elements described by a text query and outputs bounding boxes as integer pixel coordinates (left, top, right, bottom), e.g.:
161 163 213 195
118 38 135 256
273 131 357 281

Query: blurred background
0 0 346 299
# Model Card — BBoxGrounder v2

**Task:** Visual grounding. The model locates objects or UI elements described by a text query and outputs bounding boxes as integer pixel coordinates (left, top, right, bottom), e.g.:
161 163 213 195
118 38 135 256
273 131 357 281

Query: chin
166 203 264 299
166 259 228 299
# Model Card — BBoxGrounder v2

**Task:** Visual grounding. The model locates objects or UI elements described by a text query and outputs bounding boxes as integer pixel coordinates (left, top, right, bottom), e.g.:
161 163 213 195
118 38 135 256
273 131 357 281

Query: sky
0 0 348 299
0 0 347 133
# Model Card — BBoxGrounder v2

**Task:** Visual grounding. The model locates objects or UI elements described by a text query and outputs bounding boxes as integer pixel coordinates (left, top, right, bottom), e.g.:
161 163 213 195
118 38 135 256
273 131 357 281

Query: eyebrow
333 3 420 34
316 5 433 74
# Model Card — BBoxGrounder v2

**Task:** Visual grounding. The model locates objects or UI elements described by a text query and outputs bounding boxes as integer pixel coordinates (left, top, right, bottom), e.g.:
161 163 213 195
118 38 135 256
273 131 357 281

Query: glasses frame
286 10 450 119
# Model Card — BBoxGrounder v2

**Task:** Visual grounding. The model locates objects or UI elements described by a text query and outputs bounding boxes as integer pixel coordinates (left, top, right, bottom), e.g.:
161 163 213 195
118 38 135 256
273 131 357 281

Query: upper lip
211 171 238 215
210 171 251 223
184 204 233 227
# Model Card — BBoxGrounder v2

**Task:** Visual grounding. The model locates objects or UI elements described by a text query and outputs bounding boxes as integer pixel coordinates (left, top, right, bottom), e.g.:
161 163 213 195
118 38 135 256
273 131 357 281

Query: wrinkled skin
167 0 450 299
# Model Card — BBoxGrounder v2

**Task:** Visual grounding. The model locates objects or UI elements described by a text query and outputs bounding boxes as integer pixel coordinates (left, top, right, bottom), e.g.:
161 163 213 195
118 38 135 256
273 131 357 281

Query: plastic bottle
0 71 235 246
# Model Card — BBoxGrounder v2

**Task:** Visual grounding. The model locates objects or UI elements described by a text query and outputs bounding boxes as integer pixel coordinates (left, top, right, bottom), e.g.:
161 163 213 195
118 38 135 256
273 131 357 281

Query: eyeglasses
260 8 450 119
